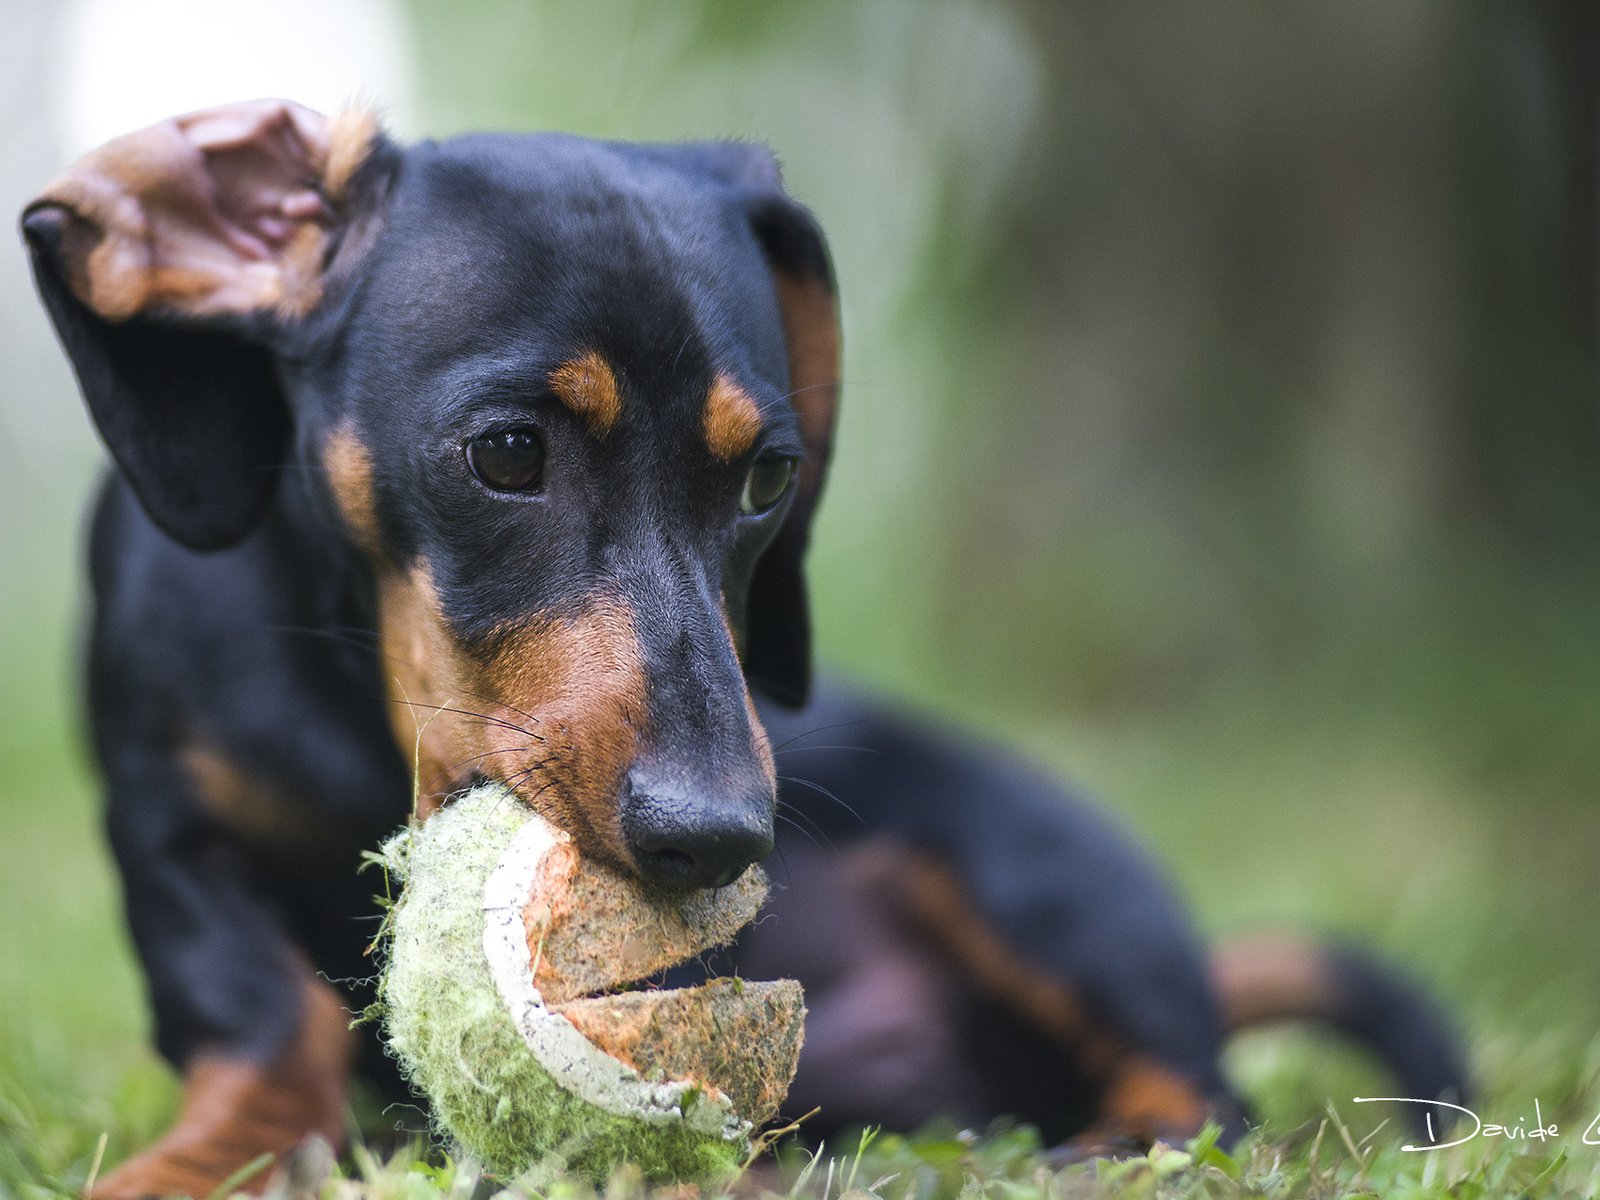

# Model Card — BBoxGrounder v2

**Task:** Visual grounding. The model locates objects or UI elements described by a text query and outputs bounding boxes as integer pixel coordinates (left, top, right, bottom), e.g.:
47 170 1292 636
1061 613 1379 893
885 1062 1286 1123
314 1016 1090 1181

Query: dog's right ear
21 100 380 550
662 141 841 707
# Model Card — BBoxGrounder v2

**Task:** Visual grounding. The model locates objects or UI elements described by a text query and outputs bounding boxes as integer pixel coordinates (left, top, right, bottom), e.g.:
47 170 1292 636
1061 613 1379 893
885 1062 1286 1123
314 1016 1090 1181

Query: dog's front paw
90 1075 343 1199
93 982 352 1199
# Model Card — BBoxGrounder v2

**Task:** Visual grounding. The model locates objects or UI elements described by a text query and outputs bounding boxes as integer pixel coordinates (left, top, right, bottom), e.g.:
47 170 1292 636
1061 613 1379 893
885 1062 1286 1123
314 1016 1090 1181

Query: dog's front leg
92 756 353 1200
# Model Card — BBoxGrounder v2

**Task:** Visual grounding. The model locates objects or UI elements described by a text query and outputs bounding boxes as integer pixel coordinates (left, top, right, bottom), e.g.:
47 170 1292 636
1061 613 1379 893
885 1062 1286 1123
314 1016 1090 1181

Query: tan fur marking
322 106 379 201
182 746 329 850
745 686 776 787
1209 932 1343 1032
376 563 647 864
322 425 381 551
549 352 623 436
866 849 1215 1142
871 851 1107 1069
480 600 648 858
272 222 330 320
725 605 777 786
1098 1056 1212 1139
703 375 763 461
375 564 472 818
90 970 352 1200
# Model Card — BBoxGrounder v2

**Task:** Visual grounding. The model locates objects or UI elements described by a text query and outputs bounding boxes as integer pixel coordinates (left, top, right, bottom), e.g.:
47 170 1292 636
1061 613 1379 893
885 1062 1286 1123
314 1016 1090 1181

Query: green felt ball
374 783 803 1182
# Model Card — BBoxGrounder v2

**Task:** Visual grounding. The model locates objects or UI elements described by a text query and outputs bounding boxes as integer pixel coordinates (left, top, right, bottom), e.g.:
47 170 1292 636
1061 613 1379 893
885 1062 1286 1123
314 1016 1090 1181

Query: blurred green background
3 0 1599 1172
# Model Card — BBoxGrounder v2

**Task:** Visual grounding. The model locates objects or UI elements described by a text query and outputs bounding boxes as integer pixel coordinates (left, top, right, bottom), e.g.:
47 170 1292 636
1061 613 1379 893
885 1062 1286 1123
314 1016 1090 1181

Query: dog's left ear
21 100 378 550
676 143 841 706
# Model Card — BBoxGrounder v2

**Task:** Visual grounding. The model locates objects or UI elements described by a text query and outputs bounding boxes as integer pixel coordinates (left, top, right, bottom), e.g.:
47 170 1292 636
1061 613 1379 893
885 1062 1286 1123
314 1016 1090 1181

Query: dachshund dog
22 101 1465 1198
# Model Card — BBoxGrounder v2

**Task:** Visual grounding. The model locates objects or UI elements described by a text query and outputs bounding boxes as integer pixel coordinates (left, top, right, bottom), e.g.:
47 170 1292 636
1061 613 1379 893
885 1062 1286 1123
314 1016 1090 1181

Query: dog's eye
740 455 796 515
467 428 546 493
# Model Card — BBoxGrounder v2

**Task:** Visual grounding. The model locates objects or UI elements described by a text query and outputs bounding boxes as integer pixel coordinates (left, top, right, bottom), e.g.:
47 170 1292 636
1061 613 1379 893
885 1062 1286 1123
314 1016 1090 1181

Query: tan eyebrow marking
702 375 762 461
548 351 623 436
323 423 381 552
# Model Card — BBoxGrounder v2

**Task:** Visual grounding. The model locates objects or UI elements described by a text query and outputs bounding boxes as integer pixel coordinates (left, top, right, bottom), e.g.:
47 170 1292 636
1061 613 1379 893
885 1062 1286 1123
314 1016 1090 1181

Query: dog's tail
1210 933 1469 1113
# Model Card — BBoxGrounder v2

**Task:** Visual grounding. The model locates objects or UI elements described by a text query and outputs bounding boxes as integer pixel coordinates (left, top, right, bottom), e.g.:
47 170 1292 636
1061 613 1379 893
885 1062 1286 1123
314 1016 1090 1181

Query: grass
22 1094 1600 1200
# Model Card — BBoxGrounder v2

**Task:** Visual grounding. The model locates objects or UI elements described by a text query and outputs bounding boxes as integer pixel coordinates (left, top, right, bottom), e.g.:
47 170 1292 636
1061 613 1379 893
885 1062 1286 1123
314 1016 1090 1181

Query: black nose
621 768 775 890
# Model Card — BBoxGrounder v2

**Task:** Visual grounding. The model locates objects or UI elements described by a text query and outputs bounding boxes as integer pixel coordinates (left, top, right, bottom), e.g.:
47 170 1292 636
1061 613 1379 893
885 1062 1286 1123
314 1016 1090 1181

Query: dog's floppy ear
681 143 841 706
742 193 840 706
21 100 377 550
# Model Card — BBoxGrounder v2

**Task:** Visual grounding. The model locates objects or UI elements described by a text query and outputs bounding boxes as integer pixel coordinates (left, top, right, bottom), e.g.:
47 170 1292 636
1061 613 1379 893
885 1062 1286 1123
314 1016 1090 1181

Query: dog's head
23 101 839 888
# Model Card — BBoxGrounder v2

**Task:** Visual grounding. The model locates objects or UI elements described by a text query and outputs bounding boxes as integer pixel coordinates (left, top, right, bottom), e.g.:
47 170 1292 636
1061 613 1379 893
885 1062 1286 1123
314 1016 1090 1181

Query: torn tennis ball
375 782 805 1180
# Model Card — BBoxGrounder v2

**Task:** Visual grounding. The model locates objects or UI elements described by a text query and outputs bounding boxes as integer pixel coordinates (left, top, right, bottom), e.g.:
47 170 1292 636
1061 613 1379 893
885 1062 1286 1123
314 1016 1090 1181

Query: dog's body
25 103 1466 1199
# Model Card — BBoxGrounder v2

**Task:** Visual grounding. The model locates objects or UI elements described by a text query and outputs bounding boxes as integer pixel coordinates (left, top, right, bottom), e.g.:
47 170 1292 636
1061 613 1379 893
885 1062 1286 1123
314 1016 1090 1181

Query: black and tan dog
23 101 1465 1198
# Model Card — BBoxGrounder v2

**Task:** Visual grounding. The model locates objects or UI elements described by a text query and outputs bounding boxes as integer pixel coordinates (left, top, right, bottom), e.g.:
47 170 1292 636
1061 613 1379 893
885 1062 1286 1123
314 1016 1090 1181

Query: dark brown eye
740 455 796 515
467 427 546 493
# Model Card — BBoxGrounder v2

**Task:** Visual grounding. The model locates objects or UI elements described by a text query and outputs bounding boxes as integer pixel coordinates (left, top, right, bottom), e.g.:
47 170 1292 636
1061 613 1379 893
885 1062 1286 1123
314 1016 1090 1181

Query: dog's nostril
696 859 751 890
643 848 697 879
636 846 749 891
622 784 775 891
630 826 771 891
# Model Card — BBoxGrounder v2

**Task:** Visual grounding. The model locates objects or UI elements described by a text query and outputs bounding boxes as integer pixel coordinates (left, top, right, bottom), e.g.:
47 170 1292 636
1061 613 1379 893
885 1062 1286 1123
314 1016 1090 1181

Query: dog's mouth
568 958 720 1000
